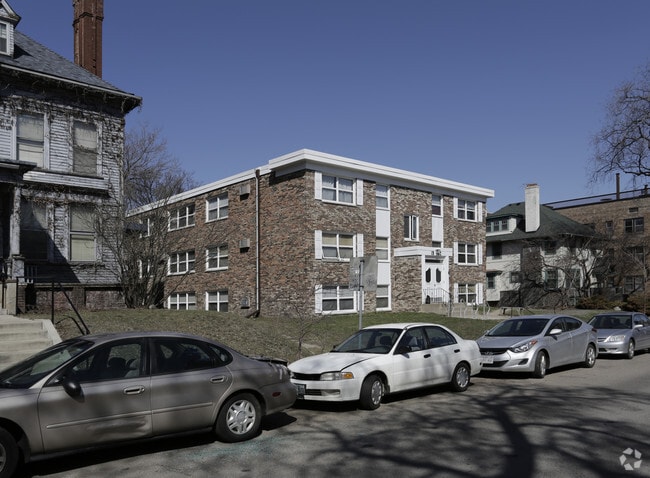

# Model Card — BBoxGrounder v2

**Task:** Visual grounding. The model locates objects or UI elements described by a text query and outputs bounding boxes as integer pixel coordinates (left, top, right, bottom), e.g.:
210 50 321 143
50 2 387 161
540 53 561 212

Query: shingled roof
487 202 597 243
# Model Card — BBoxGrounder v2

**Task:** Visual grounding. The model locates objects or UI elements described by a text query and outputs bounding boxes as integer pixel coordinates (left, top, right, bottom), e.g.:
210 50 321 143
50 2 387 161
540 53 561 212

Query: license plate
481 355 494 364
295 383 305 398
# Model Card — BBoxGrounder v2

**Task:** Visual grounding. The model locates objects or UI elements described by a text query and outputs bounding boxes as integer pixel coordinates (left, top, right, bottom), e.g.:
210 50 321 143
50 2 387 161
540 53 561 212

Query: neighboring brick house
0 1 140 312
131 149 494 317
486 184 598 309
548 184 650 298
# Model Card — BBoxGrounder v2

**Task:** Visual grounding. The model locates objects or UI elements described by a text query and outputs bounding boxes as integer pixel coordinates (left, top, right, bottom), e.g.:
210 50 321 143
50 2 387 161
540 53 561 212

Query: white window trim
314 171 360 205
15 111 49 168
315 284 356 314
454 242 483 265
205 290 229 311
453 198 482 222
205 245 228 271
168 205 195 231
168 292 197 310
168 251 195 275
404 215 419 241
206 193 229 222
315 230 361 261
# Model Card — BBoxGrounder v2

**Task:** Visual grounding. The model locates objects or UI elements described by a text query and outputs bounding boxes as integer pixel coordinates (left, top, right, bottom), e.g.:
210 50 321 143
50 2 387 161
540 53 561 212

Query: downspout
255 168 261 315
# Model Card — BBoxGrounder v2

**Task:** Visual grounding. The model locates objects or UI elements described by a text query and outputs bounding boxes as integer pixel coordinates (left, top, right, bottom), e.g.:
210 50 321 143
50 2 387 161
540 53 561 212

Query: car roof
362 322 441 330
67 331 216 345
591 311 641 317
503 315 573 320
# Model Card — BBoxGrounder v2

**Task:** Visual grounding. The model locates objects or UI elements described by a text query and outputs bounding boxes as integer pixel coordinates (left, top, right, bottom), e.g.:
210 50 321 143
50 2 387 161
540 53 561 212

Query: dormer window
0 22 8 54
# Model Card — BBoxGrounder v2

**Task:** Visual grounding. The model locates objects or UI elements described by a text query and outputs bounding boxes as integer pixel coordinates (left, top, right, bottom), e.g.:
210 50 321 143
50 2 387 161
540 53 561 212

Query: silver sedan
477 314 598 378
0 331 296 478
588 312 650 359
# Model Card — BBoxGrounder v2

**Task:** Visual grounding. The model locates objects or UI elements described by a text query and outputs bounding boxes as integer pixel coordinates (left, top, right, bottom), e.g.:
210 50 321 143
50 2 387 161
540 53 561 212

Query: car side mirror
549 328 562 336
62 376 83 398
633 324 643 329
395 345 412 355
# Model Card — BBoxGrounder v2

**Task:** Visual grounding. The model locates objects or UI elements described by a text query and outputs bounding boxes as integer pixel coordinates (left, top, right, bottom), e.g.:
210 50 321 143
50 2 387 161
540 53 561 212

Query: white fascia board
394 246 452 257
269 149 495 201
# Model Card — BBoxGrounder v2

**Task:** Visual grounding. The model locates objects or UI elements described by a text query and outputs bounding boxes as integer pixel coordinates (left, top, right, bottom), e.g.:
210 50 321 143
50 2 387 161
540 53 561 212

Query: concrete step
0 315 61 370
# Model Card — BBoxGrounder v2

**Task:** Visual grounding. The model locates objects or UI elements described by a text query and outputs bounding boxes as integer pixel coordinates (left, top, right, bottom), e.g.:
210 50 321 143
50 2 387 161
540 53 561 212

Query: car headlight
320 371 354 381
604 335 626 343
510 340 538 353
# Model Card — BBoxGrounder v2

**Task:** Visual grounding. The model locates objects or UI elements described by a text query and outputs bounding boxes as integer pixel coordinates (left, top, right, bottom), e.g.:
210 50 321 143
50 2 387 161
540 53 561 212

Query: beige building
131 149 494 317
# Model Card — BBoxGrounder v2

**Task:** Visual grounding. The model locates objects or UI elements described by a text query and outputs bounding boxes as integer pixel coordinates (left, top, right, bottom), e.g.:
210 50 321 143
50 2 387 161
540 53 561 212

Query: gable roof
487 202 596 243
0 29 140 111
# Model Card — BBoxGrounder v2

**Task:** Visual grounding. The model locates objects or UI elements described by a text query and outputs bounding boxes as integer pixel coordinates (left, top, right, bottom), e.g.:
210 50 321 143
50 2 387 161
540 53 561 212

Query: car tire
0 426 19 478
584 344 597 368
625 340 635 360
359 374 384 410
450 363 470 392
215 393 262 443
532 351 547 379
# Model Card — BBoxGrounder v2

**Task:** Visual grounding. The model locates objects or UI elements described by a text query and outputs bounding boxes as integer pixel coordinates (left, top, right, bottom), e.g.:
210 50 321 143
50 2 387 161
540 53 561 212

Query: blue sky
13 0 650 210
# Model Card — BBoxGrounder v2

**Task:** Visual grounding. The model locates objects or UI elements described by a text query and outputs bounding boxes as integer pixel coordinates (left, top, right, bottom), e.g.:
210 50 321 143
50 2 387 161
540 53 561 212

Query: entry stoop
0 315 62 370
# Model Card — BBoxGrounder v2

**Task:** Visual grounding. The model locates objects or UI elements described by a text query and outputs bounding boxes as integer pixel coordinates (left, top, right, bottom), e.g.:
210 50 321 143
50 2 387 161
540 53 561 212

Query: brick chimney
73 0 103 77
524 183 540 233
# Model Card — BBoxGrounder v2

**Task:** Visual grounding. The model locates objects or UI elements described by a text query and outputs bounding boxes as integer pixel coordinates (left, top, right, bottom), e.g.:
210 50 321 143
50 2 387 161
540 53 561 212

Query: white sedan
288 323 482 410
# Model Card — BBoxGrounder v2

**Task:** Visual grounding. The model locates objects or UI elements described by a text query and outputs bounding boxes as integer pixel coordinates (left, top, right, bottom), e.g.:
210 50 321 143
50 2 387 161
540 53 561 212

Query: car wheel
0 426 19 478
215 393 262 443
584 344 597 368
450 363 470 392
359 374 384 410
625 340 635 360
532 351 547 379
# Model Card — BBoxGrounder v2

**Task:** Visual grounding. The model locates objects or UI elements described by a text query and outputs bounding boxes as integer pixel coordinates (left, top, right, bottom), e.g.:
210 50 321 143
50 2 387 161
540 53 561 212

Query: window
404 215 419 241
376 184 389 208
322 233 354 260
544 269 559 289
488 242 502 258
425 326 457 347
457 284 476 303
169 251 195 275
565 269 581 288
206 245 228 270
605 220 614 236
168 292 197 310
376 285 390 309
322 175 354 204
625 217 644 234
322 286 355 312
70 205 95 262
627 246 644 264
510 272 521 283
206 290 228 311
487 273 496 289
457 199 476 221
73 121 98 175
207 193 228 221
17 113 44 167
0 23 7 54
457 243 477 264
376 237 389 260
432 195 442 216
624 276 644 294
67 341 144 382
487 218 508 233
543 240 557 254
169 205 195 231
20 199 48 260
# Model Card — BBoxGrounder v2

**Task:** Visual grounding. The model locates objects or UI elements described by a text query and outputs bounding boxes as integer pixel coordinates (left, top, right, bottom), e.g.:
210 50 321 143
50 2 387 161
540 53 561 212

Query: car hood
289 352 376 373
477 335 537 349
596 328 631 338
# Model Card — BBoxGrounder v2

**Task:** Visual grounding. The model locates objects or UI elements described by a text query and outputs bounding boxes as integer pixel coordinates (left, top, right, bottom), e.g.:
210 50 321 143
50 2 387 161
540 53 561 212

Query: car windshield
487 318 549 337
589 315 632 329
333 328 401 354
0 339 92 389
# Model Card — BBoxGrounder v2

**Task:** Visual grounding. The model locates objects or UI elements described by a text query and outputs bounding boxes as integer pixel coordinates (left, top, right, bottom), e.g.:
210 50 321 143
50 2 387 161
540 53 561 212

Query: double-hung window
169 251 195 275
0 23 8 54
544 269 558 289
432 195 442 216
70 205 95 262
376 237 389 260
376 185 389 208
17 113 45 167
206 290 228 311
207 193 228 221
168 292 196 310
322 175 354 204
457 284 477 303
456 199 476 221
73 121 98 175
457 243 477 264
169 205 195 231
625 217 644 234
20 199 48 260
322 285 355 312
404 215 419 241
322 233 354 260
376 285 390 309
206 245 228 270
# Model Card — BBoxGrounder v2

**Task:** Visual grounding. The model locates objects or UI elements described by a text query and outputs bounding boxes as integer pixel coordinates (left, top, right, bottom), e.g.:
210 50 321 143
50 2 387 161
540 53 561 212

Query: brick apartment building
548 181 650 298
130 149 494 317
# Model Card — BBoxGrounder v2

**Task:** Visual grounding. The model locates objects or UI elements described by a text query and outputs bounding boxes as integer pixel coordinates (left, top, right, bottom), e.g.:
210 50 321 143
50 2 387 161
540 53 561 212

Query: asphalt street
20 352 650 478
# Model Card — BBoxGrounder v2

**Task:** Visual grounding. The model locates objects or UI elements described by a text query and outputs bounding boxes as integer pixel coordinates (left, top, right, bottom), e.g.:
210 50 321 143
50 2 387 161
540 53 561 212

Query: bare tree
97 123 197 307
591 64 650 184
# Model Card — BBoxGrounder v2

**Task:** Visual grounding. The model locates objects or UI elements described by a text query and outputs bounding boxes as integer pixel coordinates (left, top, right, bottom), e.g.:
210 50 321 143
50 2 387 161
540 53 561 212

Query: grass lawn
27 309 503 362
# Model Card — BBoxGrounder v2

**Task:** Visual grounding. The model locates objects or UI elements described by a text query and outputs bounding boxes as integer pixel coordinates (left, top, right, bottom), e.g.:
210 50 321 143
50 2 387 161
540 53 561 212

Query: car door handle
423 354 431 358
124 386 145 395
454 349 460 353
211 376 227 383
